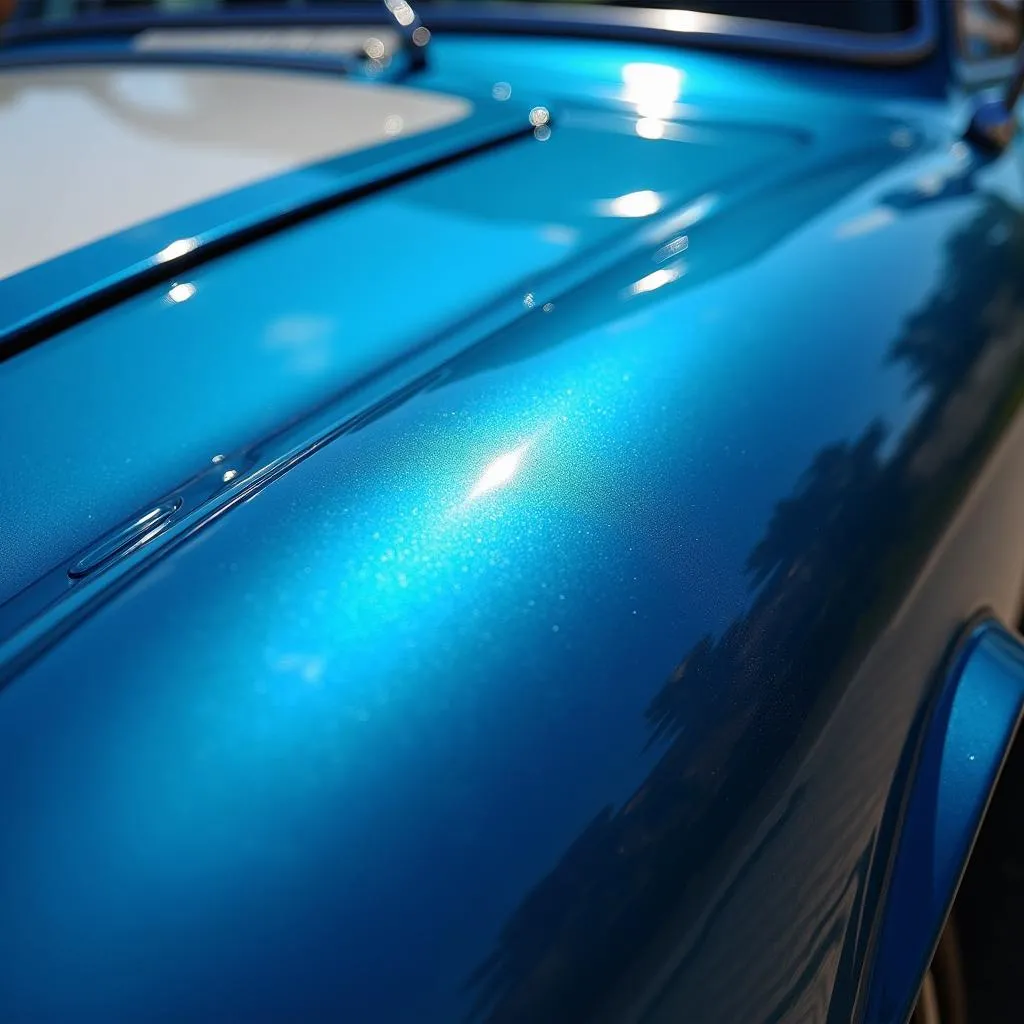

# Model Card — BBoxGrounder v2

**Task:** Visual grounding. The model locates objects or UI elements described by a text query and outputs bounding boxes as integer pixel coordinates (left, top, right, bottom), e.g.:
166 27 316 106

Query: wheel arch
860 615 1024 1023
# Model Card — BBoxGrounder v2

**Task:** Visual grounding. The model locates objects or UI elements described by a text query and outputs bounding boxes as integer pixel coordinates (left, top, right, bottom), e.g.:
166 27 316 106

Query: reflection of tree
746 421 886 590
464 414 896 1024
644 633 715 747
891 201 1024 401
465 195 1024 1021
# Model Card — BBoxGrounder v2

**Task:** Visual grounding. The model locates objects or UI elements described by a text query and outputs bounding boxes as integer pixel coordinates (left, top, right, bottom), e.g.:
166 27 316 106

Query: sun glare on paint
469 444 530 500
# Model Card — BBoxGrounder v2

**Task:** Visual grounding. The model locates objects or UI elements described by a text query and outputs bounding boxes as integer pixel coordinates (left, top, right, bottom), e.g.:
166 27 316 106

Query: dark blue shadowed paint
3 6 1024 1022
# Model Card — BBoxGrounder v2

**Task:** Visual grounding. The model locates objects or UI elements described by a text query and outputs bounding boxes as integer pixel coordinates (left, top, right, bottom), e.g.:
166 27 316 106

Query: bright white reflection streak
602 190 663 218
630 265 682 295
636 117 666 140
167 282 196 304
468 443 530 501
622 62 684 119
155 237 198 263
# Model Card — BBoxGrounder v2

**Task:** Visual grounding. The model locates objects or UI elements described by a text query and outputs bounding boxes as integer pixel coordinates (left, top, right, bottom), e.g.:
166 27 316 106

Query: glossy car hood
0 45 972 1023
0 89 808 605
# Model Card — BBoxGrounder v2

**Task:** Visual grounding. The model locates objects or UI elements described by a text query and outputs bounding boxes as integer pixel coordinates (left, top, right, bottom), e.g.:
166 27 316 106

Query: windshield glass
19 0 917 35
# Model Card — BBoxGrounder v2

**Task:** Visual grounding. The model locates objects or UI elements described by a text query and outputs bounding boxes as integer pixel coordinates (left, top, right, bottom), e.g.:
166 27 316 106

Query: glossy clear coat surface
3 9 1024 1024
0 47 811 605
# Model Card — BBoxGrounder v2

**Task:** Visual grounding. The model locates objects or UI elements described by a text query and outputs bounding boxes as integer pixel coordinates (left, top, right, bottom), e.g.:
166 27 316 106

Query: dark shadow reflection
463 193 1024 1022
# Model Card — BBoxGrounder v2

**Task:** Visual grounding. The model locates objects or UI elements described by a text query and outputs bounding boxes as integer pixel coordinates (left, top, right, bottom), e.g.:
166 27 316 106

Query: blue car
2 1 1024 1021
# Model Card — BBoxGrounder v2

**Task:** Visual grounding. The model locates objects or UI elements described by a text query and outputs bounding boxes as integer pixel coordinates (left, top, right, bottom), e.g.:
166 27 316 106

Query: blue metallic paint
0 95 805 606
866 619 1024 1024
2 11 1024 1024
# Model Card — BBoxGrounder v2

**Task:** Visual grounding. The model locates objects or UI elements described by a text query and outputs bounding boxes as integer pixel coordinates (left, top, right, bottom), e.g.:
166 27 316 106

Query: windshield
18 0 917 35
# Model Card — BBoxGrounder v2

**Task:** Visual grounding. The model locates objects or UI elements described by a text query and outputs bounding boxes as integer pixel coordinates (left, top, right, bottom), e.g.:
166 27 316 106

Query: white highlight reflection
469 444 529 500
636 117 666 140
387 0 415 27
167 282 196 303
623 62 683 119
630 265 683 295
155 237 198 263
601 190 663 218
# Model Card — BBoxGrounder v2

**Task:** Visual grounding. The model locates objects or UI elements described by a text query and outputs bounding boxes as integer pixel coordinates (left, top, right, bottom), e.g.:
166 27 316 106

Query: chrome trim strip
4 1 937 68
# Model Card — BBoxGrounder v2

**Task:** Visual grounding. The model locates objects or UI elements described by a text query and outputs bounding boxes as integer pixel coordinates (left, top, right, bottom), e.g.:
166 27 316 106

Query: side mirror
963 0 1024 151
967 61 1024 151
